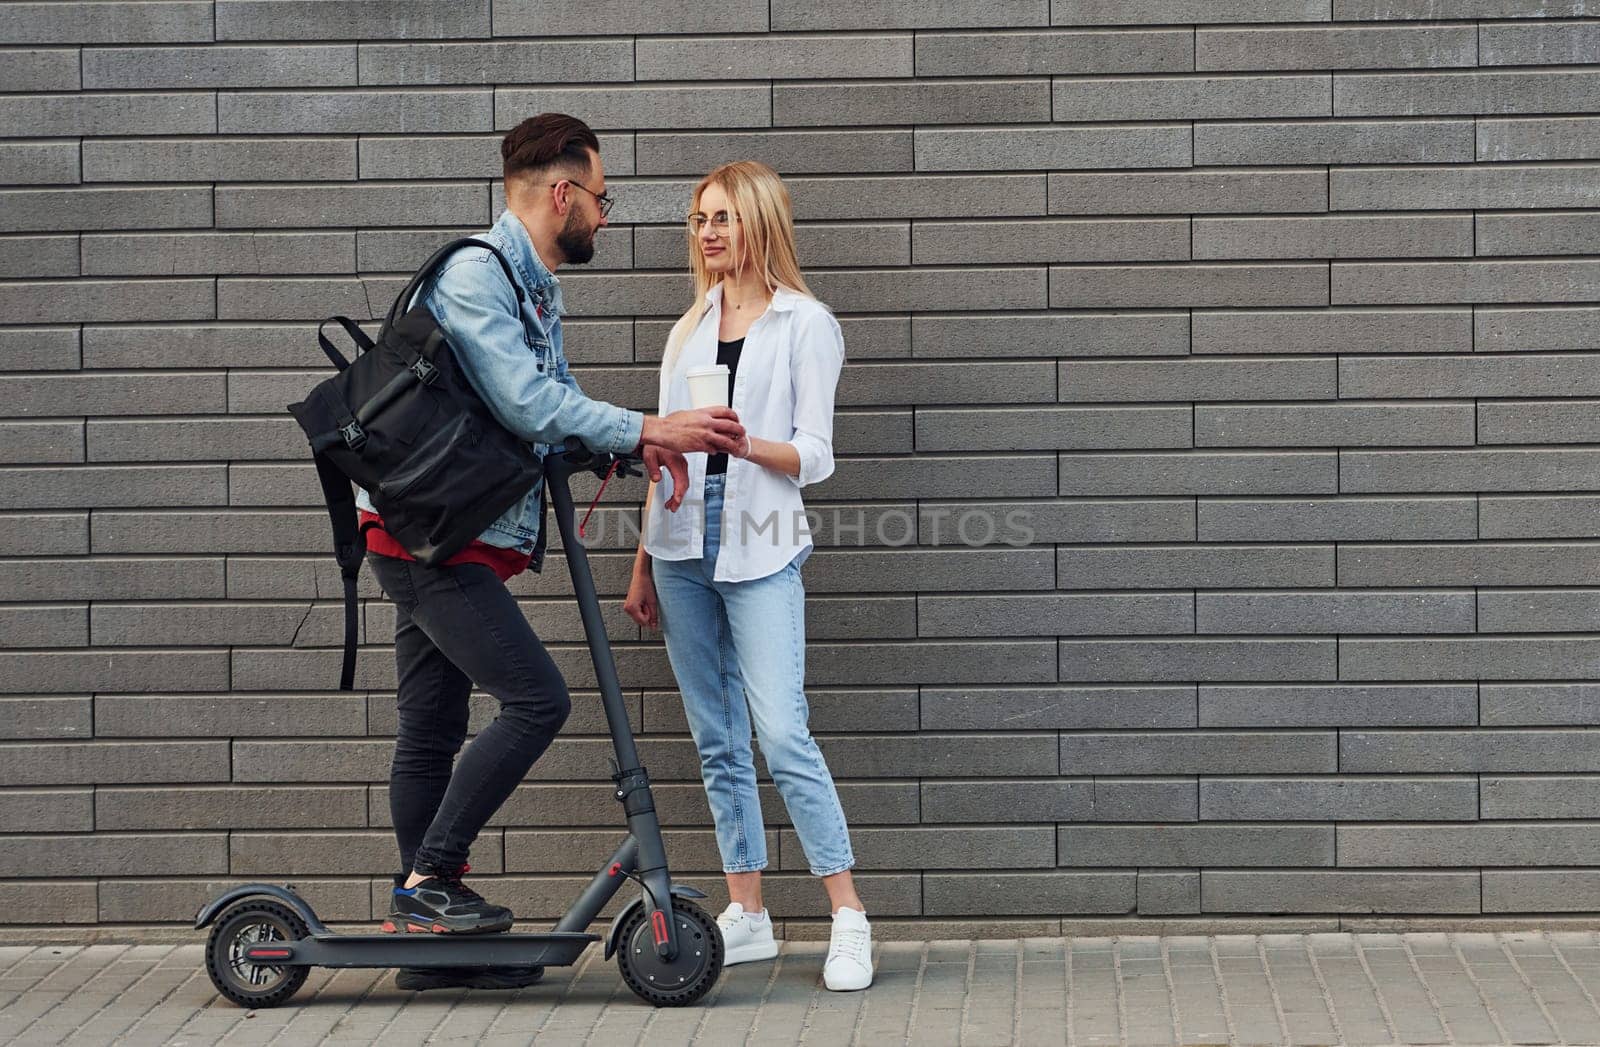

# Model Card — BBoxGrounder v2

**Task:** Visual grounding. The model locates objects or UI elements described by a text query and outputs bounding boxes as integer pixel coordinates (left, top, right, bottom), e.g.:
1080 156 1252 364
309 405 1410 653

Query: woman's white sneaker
717 902 779 965
823 907 873 991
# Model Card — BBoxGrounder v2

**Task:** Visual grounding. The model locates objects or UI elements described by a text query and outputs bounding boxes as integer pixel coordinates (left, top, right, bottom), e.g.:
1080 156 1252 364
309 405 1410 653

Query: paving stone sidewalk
3 931 1600 1046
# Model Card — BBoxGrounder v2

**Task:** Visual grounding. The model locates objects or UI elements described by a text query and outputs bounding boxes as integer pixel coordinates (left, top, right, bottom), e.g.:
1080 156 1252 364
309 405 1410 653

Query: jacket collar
703 282 803 314
491 209 564 317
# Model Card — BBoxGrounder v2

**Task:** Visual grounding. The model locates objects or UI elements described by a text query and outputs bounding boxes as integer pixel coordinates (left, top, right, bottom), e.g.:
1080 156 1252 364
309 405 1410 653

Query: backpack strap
310 451 369 691
381 237 526 336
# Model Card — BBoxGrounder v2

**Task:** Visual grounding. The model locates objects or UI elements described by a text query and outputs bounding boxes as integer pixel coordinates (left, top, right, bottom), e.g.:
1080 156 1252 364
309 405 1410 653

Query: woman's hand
624 566 660 631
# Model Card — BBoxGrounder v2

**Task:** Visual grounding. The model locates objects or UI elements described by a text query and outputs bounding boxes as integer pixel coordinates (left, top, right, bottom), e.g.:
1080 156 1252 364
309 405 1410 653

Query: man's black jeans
368 552 571 876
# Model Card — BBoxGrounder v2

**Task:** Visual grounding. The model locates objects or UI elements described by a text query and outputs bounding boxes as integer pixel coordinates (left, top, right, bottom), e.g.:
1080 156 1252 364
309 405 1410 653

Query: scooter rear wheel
205 898 310 1008
616 898 723 1007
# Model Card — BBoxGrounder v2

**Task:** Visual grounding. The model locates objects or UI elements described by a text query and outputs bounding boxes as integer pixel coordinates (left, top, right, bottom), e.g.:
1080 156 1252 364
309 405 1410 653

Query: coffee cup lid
687 363 730 377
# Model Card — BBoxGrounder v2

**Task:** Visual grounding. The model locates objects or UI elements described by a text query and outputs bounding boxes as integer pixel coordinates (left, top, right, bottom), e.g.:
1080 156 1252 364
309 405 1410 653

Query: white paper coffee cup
686 364 730 409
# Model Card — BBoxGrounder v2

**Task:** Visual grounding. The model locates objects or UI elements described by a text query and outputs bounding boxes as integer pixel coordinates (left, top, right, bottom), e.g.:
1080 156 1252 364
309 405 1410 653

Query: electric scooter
195 439 724 1008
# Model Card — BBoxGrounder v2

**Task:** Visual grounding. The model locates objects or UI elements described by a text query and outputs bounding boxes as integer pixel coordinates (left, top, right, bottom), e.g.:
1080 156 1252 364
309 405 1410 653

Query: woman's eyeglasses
687 210 736 236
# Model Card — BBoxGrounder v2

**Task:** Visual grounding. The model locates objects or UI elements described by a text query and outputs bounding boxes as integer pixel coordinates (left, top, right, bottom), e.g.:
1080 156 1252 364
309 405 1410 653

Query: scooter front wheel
204 898 310 1008
616 898 723 1007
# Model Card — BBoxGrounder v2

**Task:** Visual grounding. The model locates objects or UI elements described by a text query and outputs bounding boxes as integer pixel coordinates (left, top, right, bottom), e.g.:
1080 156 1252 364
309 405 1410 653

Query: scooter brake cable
579 458 621 539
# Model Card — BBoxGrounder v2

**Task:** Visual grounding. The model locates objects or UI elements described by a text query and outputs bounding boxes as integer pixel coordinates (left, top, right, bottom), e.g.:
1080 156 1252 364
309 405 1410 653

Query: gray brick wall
2 1 1599 936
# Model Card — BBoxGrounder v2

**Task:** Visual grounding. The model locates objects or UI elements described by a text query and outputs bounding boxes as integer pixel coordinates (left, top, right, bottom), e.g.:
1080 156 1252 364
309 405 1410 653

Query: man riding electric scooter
359 113 743 989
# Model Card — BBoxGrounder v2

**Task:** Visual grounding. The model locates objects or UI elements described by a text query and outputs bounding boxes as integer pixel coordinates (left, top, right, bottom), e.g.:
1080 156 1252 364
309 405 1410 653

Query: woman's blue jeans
651 474 855 877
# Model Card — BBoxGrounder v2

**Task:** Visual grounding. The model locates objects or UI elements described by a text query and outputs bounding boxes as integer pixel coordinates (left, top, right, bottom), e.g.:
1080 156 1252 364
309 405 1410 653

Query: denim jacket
355 210 644 551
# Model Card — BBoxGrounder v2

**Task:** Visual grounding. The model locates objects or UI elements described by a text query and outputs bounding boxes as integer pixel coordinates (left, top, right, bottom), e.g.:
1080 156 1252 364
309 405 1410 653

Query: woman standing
623 161 872 992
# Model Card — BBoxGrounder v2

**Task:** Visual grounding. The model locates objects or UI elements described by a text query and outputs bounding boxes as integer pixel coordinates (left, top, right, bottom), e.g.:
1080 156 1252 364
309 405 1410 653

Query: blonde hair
661 161 813 376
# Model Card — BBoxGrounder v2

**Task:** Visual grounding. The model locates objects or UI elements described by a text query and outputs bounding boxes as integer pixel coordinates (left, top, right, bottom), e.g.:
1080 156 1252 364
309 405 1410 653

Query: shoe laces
436 864 486 904
829 924 869 964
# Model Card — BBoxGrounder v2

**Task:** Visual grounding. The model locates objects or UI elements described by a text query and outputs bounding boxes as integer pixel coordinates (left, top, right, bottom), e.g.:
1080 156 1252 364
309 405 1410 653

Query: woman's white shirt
644 284 845 583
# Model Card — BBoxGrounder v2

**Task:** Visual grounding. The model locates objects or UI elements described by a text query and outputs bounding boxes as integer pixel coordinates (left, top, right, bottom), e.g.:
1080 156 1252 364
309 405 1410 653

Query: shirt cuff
606 407 644 455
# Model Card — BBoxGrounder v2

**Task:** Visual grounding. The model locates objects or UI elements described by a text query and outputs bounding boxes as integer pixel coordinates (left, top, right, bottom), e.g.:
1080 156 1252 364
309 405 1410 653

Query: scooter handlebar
558 435 643 481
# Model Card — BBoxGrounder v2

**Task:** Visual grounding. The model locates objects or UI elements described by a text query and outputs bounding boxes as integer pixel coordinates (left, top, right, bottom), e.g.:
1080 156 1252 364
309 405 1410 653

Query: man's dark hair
501 113 600 183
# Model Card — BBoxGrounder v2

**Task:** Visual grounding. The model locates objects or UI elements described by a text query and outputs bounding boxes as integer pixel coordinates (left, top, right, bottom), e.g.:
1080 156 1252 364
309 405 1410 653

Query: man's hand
643 446 690 511
641 408 745 458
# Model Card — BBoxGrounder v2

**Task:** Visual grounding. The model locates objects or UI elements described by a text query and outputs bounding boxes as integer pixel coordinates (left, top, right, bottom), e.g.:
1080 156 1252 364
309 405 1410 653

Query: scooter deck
244 931 600 969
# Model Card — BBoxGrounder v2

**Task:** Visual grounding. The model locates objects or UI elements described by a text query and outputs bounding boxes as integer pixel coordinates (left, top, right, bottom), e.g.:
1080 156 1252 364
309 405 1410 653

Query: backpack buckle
410 358 439 385
338 419 367 451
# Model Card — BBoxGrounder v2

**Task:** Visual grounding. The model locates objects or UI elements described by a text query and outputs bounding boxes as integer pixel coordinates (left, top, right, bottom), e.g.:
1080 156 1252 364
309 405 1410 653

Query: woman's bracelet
739 434 753 459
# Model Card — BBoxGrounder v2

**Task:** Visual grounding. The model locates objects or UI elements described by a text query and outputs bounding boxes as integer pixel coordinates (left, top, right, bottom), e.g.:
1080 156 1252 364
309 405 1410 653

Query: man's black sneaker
395 965 544 991
382 864 514 935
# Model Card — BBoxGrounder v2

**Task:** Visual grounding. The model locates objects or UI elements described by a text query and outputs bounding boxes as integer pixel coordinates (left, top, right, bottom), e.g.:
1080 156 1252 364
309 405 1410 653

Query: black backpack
288 238 548 691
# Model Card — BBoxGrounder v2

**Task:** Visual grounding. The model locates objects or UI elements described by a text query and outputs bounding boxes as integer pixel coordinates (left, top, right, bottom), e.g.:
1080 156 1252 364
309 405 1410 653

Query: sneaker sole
381 917 514 936
723 939 780 965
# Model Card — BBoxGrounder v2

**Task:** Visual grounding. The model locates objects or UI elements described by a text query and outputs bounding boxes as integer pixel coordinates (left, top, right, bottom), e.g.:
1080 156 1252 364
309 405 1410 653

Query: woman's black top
705 337 745 475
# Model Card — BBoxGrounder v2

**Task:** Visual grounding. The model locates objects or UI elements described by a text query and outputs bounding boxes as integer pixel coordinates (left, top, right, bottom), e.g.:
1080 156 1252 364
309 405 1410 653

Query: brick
0 741 229 785
921 780 1092 822
1342 353 1600 399
1479 116 1600 161
1348 729 1600 774
0 326 80 372
1203 872 1480 914
1478 212 1600 256
216 183 486 229
0 92 214 137
217 0 490 39
1482 777 1600 819
786 826 1054 870
497 86 768 131
84 44 356 89
1481 21 1600 65
916 218 1187 265
639 34 909 80
1338 69 1600 117
0 372 223 416
924 872 1134 916
1483 871 1600 913
99 878 369 923
0 420 82 463
918 28 1189 75
914 312 1188 359
549 272 692 317
836 411 914 454
1482 683 1600 726
803 641 1057 685
1333 163 1600 210
1335 259 1600 305
0 789 92 831
16 832 228 877
1340 541 1600 587
0 141 79 185
1199 23 1476 71
95 785 367 830
637 130 912 177
1194 307 1469 355
1058 639 1337 682
1196 118 1473 165
0 697 91 739
232 829 499 875
84 137 356 182
643 688 916 735
0 882 95 924
1481 496 1600 539
920 592 1193 637
811 268 1047 312
922 685 1195 730
1139 870 1199 915
1054 0 1327 22
0 186 211 232
1344 449 1600 493
1053 167 1327 215
918 406 1190 451
1342 638 1600 681
88 419 305 464
1063 358 1334 403
1061 732 1334 775
917 124 1189 172
774 0 1043 29
0 235 78 278
1201 684 1477 728
0 278 213 323
818 456 1056 500
1479 400 1600 444
0 3 212 43
1197 591 1475 635
636 222 908 270
0 49 80 91
232 740 383 784
96 693 365 737
0 650 228 694
219 89 491 134
0 605 86 647
1052 264 1327 308
1201 777 1479 821
1339 824 1600 868
0 557 224 602
0 513 87 556
1197 403 1473 447
841 362 1055 407
1059 826 1334 867
213 278 379 321
1058 544 1333 589
1060 452 1336 497
361 39 631 85
83 231 353 277
793 174 1046 219
778 78 1050 127
0 466 227 511
1055 74 1328 122
814 734 1058 778
1338 0 1594 14
1194 214 1471 260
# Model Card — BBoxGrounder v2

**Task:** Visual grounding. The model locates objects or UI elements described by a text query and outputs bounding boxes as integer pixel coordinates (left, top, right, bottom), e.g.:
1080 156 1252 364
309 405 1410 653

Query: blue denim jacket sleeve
423 253 643 454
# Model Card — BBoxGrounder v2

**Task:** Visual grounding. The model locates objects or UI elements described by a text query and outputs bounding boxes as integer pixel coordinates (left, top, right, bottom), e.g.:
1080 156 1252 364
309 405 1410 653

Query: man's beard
556 209 596 265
